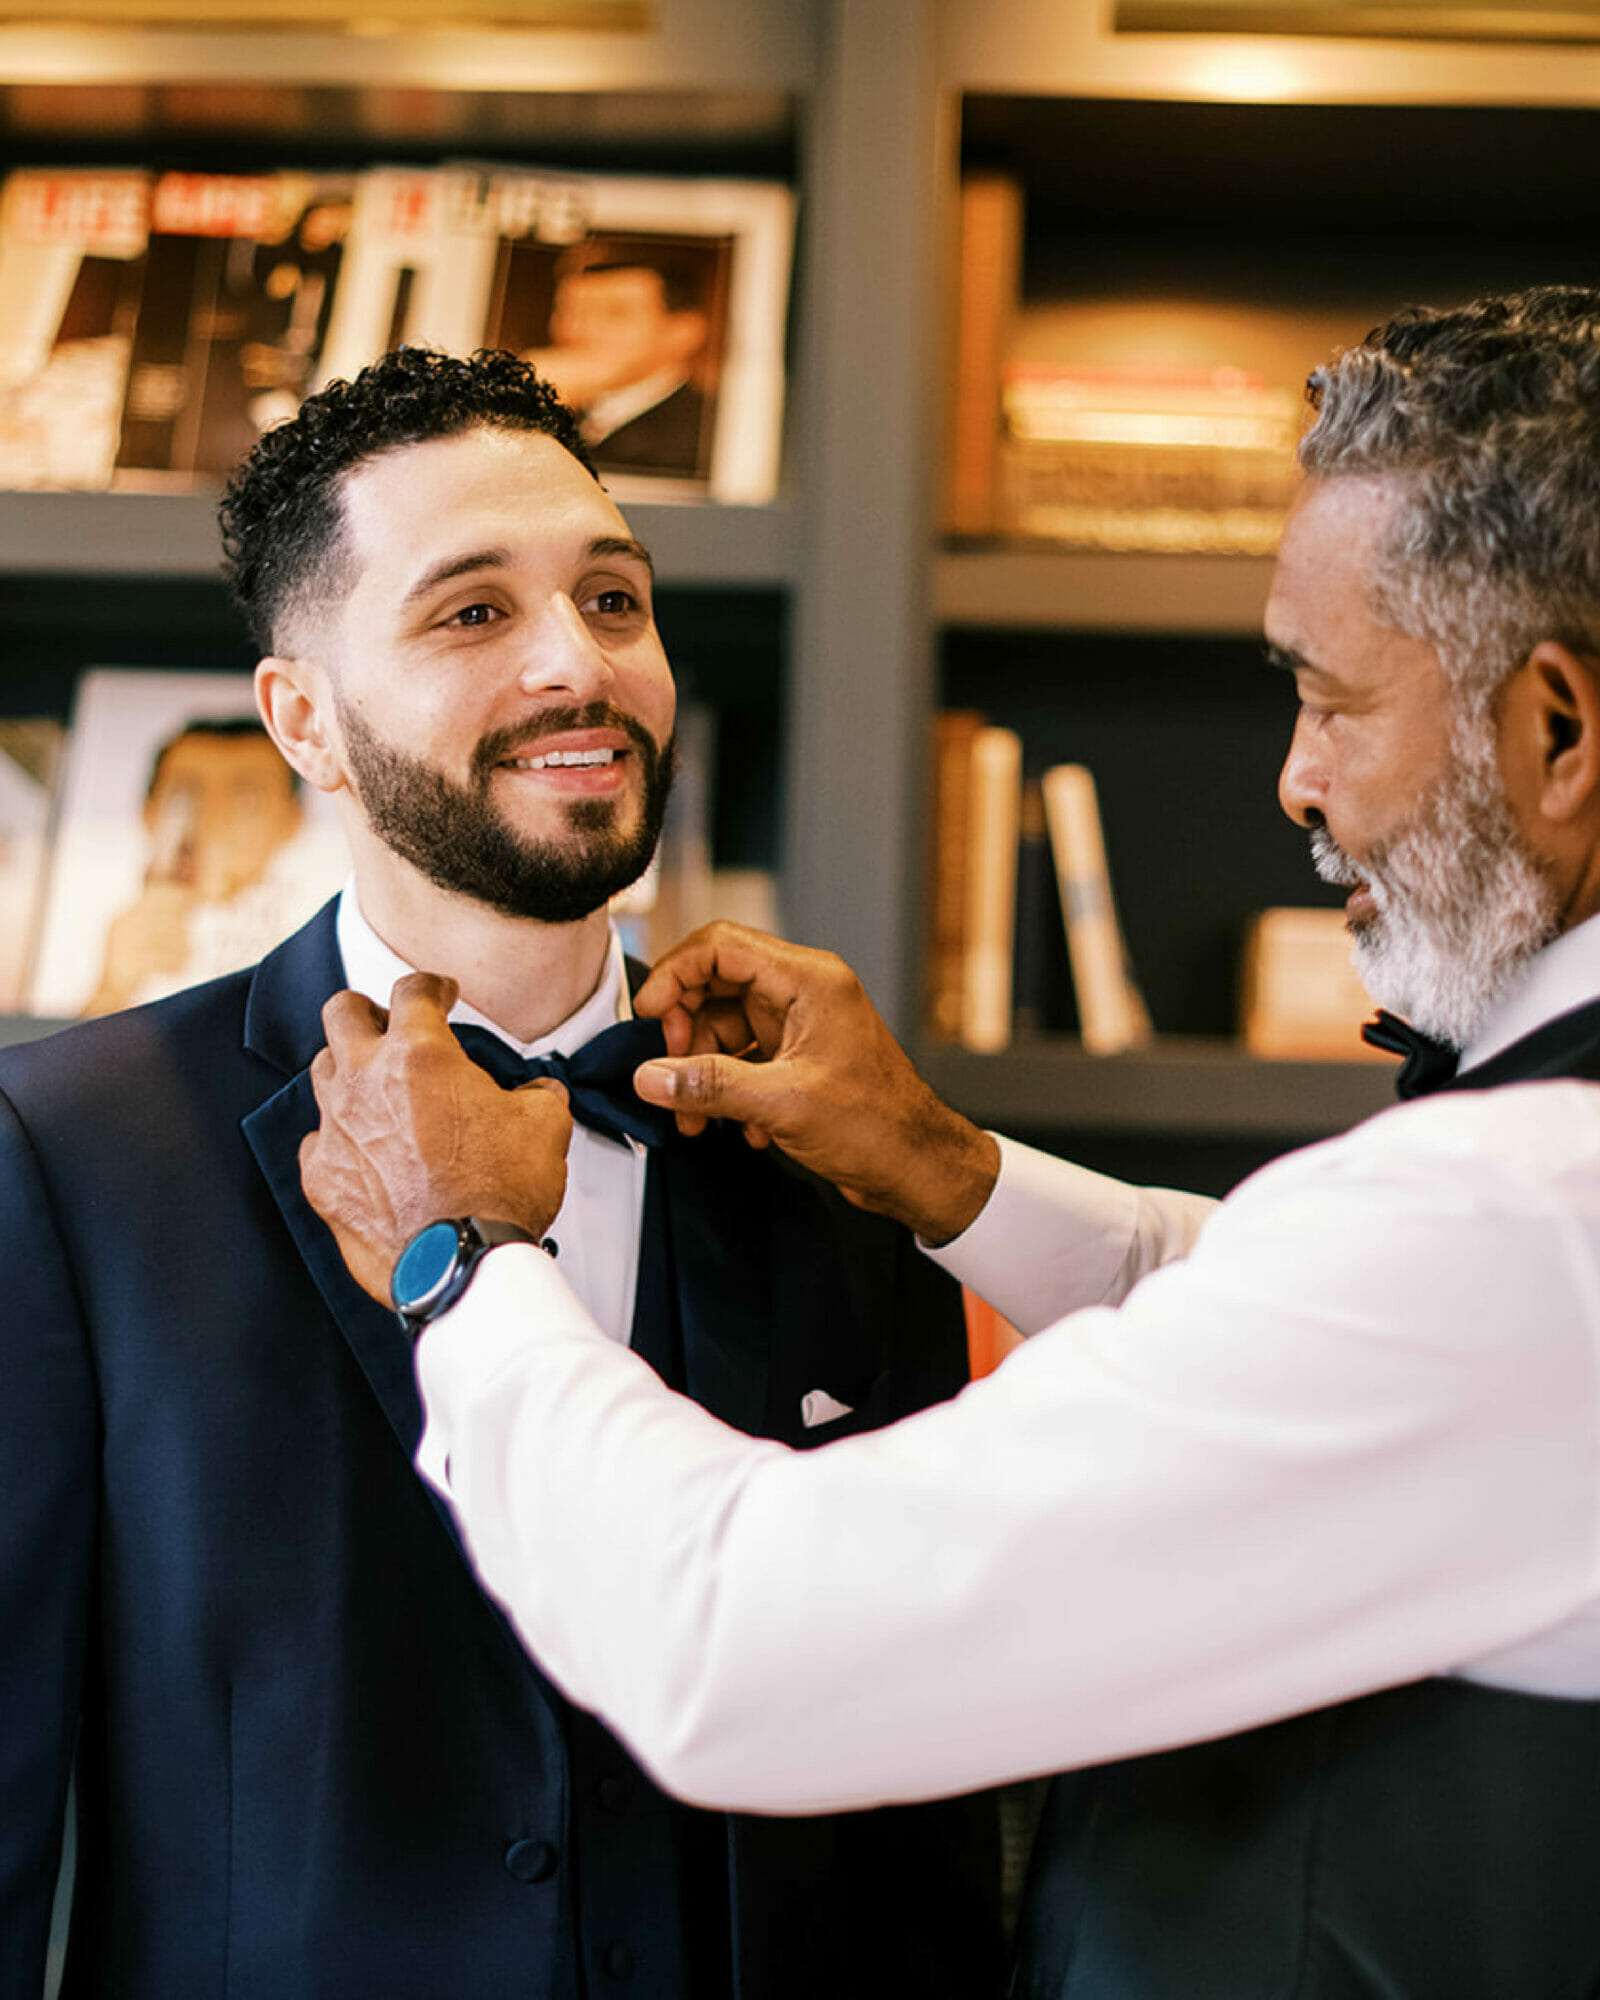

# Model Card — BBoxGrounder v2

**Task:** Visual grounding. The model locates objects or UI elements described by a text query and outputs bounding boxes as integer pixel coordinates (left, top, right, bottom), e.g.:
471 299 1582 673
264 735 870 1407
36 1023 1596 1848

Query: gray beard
1310 714 1558 1049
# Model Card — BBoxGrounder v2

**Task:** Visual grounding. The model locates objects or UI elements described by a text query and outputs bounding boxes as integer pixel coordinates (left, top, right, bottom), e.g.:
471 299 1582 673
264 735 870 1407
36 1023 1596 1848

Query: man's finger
632 922 785 1023
384 970 462 1041
634 1051 786 1125
321 988 388 1058
516 1076 572 1114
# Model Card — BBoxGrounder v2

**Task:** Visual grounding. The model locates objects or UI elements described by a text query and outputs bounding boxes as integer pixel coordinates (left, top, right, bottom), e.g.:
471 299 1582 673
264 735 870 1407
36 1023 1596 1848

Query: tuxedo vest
1010 998 1600 2000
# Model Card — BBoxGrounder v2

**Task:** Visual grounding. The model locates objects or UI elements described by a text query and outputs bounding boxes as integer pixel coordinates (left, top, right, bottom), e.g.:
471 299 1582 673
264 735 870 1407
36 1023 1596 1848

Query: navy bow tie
452 1017 674 1149
1360 1009 1461 1099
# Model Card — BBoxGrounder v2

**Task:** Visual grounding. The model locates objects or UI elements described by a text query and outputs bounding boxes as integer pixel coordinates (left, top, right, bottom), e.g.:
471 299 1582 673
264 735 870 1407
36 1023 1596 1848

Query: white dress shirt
413 918 1600 1816
336 884 648 1347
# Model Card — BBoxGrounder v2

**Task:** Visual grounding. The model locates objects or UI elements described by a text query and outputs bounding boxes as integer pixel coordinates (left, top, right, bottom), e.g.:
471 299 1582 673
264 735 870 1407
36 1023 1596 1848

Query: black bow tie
1360 1009 1461 1100
452 1017 674 1149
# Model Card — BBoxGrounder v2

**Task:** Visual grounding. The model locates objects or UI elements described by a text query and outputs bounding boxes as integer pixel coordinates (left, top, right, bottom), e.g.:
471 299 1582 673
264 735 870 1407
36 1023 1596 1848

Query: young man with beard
304 289 1600 2000
0 347 1003 2000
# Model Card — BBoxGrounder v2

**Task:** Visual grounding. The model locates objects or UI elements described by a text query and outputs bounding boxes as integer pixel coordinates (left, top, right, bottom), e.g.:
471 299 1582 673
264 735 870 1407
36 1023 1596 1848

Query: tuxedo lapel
238 900 426 1459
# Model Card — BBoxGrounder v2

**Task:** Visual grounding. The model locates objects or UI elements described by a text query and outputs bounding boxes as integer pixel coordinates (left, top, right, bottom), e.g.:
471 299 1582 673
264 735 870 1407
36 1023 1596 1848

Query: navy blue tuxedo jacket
0 901 1001 1999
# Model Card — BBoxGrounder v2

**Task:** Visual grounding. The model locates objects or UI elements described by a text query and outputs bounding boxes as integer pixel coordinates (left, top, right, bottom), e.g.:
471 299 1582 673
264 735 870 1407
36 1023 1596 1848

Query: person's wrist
391 1216 541 1342
896 1111 1001 1247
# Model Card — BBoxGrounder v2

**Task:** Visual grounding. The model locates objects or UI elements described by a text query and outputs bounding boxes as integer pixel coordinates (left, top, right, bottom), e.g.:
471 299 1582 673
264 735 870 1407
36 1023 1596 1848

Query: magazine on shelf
321 163 794 504
113 170 355 486
28 670 351 1021
0 168 149 489
0 720 66 1014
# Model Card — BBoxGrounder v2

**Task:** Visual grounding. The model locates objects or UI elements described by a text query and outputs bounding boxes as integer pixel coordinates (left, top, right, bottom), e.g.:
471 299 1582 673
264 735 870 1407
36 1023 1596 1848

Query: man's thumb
634 1053 771 1122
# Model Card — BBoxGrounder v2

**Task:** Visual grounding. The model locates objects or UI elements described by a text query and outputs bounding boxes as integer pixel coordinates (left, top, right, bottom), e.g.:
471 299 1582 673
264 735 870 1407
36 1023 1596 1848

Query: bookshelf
4 3 1595 1181
905 1 1600 1180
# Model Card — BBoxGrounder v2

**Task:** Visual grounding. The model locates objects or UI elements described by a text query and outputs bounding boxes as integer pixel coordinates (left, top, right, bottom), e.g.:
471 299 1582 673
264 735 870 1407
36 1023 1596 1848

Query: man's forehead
339 427 629 573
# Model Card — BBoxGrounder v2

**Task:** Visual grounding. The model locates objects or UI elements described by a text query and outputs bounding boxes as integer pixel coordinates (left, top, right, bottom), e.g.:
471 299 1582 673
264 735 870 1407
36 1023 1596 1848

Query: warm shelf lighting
1184 44 1305 96
0 0 653 25
1116 0 1600 41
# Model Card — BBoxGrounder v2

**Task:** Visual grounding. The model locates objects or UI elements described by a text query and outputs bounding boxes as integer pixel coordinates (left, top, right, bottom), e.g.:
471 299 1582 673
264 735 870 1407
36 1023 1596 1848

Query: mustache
1309 822 1365 889
470 702 661 784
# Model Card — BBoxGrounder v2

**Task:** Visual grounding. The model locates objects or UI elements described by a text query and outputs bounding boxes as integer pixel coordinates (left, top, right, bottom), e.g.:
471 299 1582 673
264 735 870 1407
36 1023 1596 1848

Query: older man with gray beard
303 287 1600 2000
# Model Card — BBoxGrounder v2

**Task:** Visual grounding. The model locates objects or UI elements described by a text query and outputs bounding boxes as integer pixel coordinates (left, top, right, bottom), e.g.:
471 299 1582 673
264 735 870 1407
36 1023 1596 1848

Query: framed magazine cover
28 669 350 1020
317 166 795 505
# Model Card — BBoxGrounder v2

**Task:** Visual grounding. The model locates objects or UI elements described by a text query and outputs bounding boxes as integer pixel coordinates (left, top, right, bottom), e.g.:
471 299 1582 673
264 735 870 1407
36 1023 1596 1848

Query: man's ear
256 656 346 796
1502 641 1600 828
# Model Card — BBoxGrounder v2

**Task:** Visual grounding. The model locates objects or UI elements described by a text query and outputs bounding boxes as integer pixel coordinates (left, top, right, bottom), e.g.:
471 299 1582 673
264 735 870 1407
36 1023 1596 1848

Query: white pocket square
801 1389 855 1430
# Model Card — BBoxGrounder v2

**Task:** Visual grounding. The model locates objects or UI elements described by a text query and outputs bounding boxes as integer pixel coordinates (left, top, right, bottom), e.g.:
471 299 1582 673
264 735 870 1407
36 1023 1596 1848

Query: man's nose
517 593 617 701
1277 715 1326 828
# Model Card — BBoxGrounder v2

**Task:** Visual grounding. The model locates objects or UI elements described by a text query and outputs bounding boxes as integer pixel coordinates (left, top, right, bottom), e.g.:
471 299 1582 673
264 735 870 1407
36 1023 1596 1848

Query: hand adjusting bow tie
452 1017 675 1148
1360 1009 1460 1100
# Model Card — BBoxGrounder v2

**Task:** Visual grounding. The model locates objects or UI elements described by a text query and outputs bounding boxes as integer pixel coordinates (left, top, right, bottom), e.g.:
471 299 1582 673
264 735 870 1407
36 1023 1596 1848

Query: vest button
602 1943 637 1980
595 1774 630 1812
503 1838 557 1883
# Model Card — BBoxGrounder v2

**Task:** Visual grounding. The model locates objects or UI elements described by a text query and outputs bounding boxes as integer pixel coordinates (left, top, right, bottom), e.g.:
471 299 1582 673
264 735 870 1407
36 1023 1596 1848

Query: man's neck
348 864 614 1045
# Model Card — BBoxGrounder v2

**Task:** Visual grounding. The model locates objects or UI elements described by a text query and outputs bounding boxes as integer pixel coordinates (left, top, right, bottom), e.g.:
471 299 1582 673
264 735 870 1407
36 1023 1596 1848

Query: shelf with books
912 61 1600 1180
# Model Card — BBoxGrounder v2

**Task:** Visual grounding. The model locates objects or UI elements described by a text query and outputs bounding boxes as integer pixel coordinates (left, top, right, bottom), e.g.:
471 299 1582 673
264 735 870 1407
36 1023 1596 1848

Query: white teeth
513 748 617 770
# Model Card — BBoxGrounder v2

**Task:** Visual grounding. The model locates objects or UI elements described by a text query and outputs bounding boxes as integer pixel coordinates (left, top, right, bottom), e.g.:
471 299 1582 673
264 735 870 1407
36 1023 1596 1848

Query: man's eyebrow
1263 642 1306 675
589 535 655 578
402 547 511 609
399 536 654 610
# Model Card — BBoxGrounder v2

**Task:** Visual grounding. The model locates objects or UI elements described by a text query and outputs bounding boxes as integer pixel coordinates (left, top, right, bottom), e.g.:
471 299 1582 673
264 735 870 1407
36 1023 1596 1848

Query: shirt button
595 1774 630 1812
541 1237 560 1259
503 1838 558 1883
602 1943 636 1980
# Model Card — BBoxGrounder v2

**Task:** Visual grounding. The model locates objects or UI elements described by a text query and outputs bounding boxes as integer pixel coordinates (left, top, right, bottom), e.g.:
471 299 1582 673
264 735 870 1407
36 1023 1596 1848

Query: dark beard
339 699 675 924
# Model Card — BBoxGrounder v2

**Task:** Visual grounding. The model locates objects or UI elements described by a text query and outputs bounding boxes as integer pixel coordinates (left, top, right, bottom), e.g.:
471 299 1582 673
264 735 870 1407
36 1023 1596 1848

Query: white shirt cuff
924 1133 1215 1332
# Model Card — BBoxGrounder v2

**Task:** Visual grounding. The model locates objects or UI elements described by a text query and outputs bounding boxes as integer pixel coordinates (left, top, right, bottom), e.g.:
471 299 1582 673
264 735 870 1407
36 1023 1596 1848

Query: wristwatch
391 1216 540 1341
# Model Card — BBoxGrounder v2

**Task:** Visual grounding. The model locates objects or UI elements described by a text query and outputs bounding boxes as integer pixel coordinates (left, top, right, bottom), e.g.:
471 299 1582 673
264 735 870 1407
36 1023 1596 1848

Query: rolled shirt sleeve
415 1088 1600 1818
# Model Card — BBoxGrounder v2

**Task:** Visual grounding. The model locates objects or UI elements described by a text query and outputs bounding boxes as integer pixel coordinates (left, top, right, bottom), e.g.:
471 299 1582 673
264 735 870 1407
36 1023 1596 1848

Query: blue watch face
392 1220 464 1314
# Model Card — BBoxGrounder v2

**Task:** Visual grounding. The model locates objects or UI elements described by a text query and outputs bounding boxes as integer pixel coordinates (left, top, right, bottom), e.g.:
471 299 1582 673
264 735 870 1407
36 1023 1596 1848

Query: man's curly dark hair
218 346 596 655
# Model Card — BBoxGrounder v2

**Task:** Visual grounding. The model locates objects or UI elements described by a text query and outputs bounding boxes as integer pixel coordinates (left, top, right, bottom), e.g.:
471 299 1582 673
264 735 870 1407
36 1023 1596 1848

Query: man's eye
588 588 639 616
448 602 500 628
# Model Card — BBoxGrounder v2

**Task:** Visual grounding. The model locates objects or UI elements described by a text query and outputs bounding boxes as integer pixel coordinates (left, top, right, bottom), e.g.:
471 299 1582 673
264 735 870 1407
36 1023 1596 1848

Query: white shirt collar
333 879 631 1059
1460 910 1600 1072
581 366 690 446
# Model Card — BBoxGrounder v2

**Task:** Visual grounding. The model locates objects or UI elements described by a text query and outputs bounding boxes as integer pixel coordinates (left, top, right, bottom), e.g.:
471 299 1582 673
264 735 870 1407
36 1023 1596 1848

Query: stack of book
998 362 1302 554
942 168 1302 551
925 711 1152 1056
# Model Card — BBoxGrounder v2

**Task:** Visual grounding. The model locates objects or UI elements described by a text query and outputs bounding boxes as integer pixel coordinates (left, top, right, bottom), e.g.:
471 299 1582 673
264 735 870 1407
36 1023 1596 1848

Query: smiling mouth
505 747 619 771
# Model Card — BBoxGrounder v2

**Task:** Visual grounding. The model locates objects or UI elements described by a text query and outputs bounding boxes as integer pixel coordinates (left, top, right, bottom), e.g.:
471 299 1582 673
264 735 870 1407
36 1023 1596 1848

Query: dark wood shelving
917 1037 1397 1139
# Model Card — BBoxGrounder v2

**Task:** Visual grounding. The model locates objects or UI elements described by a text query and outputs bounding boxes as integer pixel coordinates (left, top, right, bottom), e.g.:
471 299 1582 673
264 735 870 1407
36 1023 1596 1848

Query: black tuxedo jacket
1011 998 1600 1999
590 380 711 480
0 900 1001 2000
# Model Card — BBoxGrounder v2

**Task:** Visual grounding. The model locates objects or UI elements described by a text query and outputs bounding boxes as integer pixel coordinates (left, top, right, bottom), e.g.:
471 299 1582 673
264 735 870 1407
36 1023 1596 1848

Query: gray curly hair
1300 286 1600 724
